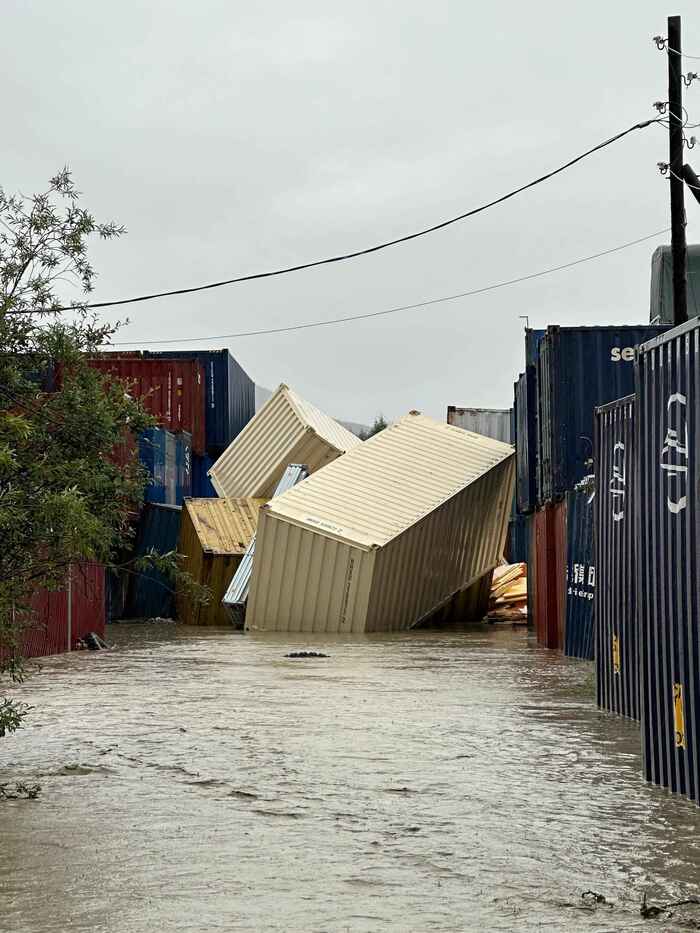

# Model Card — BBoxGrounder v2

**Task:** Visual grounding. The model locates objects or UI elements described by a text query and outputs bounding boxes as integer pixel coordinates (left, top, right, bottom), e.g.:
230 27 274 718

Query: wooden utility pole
668 15 688 325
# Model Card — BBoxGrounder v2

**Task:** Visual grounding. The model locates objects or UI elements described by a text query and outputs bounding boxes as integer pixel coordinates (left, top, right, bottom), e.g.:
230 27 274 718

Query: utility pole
668 15 688 325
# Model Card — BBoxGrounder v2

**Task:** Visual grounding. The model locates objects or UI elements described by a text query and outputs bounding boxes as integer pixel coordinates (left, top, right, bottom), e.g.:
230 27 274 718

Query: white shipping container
246 412 515 634
208 384 361 499
446 406 513 444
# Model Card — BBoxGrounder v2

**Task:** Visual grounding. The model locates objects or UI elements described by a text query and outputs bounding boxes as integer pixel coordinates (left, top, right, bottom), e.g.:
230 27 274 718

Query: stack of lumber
488 562 527 623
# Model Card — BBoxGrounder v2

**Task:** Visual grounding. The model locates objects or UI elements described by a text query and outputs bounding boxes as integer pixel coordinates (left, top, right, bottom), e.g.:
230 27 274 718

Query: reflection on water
1 623 700 932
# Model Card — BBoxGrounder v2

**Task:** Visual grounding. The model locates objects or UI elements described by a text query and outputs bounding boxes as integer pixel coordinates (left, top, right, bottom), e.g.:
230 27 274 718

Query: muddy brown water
2 623 700 932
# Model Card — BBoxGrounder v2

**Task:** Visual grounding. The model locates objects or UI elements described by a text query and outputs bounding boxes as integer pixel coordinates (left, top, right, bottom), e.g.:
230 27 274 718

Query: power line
667 46 700 61
108 228 670 346
55 117 661 314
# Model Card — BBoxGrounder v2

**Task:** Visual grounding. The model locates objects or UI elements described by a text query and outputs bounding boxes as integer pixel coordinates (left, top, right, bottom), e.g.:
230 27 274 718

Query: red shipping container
532 502 567 650
88 357 206 455
12 563 106 661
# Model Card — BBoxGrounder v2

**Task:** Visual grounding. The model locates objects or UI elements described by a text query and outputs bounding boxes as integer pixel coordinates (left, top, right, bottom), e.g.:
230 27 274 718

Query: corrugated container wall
209 383 361 500
515 366 538 513
637 320 700 805
18 563 105 659
142 350 255 454
531 503 567 650
446 407 513 443
594 395 639 720
124 504 182 619
563 485 595 660
192 454 219 498
537 325 668 504
139 429 192 506
246 414 515 634
176 497 264 625
649 244 700 324
88 357 206 454
506 513 530 564
525 328 546 368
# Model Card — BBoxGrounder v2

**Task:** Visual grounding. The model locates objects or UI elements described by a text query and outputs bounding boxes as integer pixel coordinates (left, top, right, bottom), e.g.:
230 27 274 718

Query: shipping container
594 394 639 720
649 244 700 324
515 366 538 513
222 465 309 627
17 563 105 659
208 383 361 500
525 328 546 368
446 407 513 443
176 497 264 625
246 413 515 634
88 357 206 454
192 453 218 498
506 513 530 565
124 503 182 619
142 350 255 454
563 483 595 660
537 325 669 504
138 429 192 506
531 502 567 650
637 320 700 804
420 570 494 625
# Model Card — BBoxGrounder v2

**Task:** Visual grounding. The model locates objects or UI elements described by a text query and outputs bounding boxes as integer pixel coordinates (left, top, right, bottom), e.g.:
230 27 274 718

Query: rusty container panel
88 357 206 455
532 503 566 650
19 563 105 659
637 320 700 805
595 395 639 720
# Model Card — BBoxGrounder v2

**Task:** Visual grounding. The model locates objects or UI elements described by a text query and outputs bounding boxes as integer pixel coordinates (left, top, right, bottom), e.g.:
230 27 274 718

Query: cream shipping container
246 412 515 634
208 383 361 499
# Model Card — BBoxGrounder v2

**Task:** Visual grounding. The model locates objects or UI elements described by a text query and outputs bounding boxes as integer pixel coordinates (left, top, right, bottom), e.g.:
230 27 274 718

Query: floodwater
2 624 700 932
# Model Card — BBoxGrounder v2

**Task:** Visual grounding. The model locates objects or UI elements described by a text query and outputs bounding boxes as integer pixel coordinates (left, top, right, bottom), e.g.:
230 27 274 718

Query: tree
358 414 388 441
0 170 154 737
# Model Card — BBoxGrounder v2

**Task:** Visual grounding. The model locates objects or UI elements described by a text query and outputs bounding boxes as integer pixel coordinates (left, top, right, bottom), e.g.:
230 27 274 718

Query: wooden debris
488 562 527 623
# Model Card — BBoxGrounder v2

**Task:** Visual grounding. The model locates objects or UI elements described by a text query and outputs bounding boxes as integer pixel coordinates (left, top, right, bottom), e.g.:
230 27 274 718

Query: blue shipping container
144 349 255 454
124 503 182 619
594 394 639 720
192 453 218 498
515 365 537 513
537 325 669 504
637 319 700 806
139 428 192 505
525 328 545 368
506 513 530 564
563 484 595 660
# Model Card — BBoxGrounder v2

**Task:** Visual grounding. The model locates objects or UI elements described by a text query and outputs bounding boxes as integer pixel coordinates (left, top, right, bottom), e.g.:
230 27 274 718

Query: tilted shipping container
446 407 513 443
637 320 700 804
536 325 669 504
88 357 206 454
176 497 265 625
246 413 515 634
594 394 639 720
563 484 595 660
208 383 361 499
649 244 700 324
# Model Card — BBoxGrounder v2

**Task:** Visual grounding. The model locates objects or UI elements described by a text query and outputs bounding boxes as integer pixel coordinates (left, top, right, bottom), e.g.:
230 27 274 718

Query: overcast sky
4 1 700 423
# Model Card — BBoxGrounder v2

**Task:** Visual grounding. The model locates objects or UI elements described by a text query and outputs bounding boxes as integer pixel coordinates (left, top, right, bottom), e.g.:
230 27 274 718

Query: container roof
266 412 514 549
184 497 266 555
281 385 362 452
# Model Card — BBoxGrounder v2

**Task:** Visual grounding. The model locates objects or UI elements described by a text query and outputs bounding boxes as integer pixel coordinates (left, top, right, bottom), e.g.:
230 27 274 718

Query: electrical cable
50 118 662 313
107 227 671 346
667 46 700 61
668 167 700 188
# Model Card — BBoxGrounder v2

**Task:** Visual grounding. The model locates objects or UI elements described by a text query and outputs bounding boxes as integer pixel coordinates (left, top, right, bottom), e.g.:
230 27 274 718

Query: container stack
514 324 668 655
90 349 256 620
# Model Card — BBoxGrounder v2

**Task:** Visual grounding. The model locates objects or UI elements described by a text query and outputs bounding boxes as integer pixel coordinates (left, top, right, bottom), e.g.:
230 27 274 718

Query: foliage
0 169 170 737
358 414 388 441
